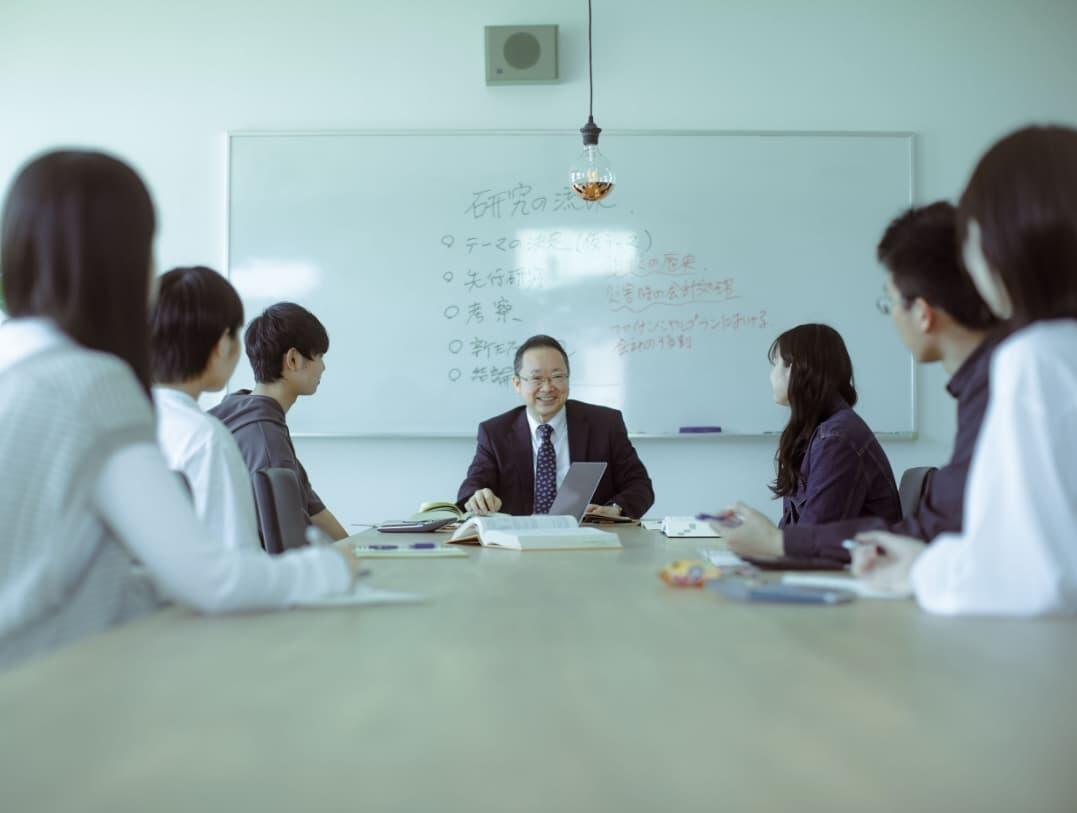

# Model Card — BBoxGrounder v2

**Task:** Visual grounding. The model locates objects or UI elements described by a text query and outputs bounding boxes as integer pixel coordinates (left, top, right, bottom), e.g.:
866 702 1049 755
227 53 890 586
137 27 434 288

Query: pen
679 426 722 434
695 511 744 528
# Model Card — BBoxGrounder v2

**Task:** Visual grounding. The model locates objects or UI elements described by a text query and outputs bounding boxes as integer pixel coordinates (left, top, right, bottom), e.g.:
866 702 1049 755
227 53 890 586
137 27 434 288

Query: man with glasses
717 202 1001 567
457 334 655 518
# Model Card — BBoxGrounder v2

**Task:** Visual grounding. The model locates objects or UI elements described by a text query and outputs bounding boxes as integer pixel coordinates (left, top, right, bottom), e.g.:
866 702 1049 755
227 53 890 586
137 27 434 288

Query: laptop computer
544 461 608 523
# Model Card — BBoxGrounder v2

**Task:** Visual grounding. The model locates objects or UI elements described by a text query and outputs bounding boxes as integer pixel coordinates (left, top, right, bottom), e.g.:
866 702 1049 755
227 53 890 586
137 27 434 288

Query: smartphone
376 518 455 533
708 578 855 605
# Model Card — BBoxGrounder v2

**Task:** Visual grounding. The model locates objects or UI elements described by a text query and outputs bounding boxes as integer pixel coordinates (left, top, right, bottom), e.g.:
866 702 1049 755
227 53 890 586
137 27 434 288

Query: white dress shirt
911 320 1077 616
526 407 571 489
153 387 261 551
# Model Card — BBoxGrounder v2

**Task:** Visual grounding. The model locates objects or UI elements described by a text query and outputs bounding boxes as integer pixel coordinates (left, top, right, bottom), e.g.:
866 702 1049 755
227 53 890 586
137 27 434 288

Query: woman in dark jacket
766 323 901 529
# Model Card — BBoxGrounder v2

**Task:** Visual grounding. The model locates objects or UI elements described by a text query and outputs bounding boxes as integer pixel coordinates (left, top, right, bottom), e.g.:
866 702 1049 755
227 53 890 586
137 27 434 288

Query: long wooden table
2 527 1075 812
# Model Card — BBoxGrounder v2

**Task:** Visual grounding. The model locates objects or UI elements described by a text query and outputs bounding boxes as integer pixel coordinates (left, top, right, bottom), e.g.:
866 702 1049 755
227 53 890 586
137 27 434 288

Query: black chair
252 467 310 554
898 466 937 519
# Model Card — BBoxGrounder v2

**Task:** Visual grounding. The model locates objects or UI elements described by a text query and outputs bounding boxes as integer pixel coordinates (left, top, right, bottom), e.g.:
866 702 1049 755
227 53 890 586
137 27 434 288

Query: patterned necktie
534 422 557 514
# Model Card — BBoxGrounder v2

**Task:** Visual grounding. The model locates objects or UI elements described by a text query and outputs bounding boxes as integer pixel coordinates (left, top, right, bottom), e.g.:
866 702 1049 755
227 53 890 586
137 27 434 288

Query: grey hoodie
209 390 325 518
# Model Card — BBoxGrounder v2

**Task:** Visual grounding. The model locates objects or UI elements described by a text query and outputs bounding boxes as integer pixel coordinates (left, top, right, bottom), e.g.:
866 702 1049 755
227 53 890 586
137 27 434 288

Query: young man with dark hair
716 201 1000 567
150 266 259 550
210 302 349 541
457 334 655 518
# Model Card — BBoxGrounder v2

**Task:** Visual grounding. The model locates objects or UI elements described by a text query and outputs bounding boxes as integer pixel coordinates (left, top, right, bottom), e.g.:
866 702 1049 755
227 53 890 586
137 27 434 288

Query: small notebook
661 516 722 538
698 548 745 567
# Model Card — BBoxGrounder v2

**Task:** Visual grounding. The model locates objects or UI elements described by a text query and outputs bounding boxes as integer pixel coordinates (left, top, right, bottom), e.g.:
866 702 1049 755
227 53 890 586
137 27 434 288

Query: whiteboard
227 131 915 437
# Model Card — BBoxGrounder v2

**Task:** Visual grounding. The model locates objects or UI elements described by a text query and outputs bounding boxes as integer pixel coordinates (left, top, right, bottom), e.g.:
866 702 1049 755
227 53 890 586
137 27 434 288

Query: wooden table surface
2 527 1074 812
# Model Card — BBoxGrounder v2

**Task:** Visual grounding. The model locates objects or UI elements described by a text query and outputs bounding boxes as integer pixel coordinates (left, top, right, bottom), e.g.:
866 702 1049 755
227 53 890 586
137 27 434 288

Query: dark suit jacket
456 399 655 518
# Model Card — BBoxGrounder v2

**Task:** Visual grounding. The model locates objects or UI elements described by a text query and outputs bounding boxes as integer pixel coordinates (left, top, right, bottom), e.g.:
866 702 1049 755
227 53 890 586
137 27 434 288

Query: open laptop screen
545 462 608 523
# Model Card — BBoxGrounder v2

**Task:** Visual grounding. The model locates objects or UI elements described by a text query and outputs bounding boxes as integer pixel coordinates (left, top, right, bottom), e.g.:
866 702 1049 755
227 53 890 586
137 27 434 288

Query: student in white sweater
0 150 362 670
852 125 1077 616
149 266 261 551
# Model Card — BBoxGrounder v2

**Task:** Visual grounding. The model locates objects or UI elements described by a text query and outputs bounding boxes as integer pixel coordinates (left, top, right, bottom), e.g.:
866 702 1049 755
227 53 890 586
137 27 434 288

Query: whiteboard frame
226 129 918 440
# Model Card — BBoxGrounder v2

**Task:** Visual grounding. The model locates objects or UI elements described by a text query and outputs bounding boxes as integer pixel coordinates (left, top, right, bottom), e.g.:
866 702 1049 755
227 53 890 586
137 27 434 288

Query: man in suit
457 335 655 518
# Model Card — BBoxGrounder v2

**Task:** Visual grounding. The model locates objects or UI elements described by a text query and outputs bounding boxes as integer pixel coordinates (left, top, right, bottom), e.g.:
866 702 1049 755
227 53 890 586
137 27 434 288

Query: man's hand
849 531 925 597
585 503 623 518
465 488 503 515
712 502 783 560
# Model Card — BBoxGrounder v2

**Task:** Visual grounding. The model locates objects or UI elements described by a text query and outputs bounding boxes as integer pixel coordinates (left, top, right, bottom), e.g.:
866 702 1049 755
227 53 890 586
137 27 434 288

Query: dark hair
877 201 997 330
513 334 570 376
768 324 857 498
1 150 155 392
958 125 1077 326
149 266 244 383
244 302 329 383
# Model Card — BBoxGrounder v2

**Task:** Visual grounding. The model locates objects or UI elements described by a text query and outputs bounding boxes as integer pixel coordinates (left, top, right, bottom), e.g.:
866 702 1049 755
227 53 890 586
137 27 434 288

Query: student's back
149 265 262 551
209 389 326 522
780 399 901 528
154 388 260 551
768 324 900 528
0 331 161 667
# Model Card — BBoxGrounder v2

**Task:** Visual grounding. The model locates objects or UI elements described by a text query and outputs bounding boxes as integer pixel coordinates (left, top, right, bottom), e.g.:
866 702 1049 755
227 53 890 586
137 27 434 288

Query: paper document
662 516 722 538
482 527 622 551
698 548 745 567
294 584 425 608
781 573 907 600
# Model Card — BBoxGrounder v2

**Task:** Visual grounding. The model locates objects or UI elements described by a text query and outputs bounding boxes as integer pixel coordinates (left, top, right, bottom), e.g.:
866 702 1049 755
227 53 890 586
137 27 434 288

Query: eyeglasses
876 294 893 315
517 374 569 388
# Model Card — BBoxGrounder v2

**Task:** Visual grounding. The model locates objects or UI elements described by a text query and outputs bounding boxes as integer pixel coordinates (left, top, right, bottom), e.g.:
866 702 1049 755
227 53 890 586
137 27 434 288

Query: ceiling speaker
485 25 559 85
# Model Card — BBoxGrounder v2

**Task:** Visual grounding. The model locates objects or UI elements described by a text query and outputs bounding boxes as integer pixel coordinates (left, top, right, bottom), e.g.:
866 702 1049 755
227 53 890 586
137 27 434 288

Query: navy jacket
781 336 996 567
779 401 901 531
456 399 655 518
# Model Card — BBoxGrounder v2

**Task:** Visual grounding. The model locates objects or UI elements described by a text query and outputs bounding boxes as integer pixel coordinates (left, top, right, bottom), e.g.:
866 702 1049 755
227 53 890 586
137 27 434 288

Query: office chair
252 467 310 554
898 466 937 519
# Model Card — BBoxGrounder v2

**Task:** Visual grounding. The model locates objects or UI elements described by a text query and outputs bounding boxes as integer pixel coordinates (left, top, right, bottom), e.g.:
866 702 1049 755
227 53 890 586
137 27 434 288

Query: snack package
658 559 723 588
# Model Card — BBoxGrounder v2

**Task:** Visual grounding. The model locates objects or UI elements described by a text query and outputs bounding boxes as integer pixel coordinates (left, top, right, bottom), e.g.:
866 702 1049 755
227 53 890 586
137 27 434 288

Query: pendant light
569 0 615 201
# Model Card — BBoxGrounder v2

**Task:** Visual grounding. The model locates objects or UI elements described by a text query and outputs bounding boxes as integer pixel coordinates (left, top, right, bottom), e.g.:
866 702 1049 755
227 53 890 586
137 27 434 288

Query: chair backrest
898 466 937 519
252 467 309 555
173 470 193 502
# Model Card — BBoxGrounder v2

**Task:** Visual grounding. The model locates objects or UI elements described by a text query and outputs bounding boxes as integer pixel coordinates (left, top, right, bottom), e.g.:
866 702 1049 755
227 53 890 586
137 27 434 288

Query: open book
411 500 467 521
448 515 622 551
414 500 637 527
409 500 509 526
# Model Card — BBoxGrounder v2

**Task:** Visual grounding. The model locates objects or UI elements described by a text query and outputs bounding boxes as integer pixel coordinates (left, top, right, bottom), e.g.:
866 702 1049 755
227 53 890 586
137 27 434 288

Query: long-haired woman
766 323 901 530
0 150 361 669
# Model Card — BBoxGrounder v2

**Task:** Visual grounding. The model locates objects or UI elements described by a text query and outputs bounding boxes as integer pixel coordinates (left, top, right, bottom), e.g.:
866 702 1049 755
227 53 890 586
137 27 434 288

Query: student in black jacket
711 202 1000 567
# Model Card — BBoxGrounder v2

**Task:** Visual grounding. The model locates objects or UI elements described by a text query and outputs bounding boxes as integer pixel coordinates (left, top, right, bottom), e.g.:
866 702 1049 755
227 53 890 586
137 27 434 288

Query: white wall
4 0 1077 523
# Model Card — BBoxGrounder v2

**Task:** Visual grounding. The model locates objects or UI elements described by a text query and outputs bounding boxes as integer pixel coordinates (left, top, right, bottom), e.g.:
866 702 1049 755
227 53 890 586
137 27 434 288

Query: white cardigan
911 320 1077 615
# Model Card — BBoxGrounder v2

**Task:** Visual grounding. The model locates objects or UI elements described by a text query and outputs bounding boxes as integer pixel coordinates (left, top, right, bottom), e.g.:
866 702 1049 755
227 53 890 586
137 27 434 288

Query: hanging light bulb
569 0 615 202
